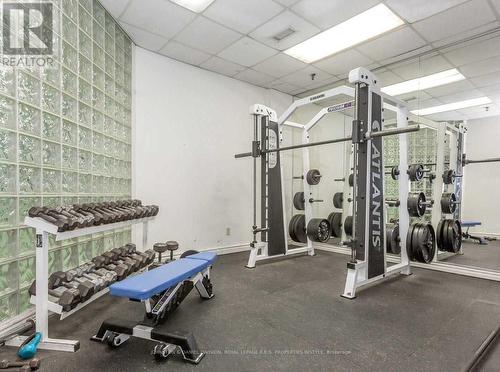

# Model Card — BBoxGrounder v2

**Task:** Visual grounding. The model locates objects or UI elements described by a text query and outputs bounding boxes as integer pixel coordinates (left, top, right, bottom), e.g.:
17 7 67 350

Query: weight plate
349 173 354 187
407 192 426 217
391 166 399 181
295 214 307 243
450 220 462 253
328 212 342 238
307 218 331 242
409 164 424 182
386 223 400 254
288 215 299 242
406 223 417 261
442 169 455 185
344 216 353 236
436 220 444 250
333 192 343 209
293 192 305 210
306 169 322 185
416 223 436 263
440 193 457 214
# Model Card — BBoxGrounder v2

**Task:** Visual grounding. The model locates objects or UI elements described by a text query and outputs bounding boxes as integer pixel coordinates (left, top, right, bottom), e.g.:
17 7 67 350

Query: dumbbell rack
5 215 155 353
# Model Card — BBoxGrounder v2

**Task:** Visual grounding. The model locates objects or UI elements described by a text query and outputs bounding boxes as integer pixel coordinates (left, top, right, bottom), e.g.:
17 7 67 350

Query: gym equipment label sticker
268 129 278 168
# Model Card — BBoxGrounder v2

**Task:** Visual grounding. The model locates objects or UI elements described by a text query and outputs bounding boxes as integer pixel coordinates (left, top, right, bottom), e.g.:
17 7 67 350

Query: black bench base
91 318 205 364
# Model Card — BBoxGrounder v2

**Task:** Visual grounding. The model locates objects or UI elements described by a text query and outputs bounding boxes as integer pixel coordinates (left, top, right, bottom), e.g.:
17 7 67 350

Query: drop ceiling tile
280 66 333 87
100 0 130 18
313 49 374 76
253 53 307 78
174 17 242 55
120 0 196 39
385 0 468 23
120 22 168 51
478 83 500 96
432 21 499 48
443 35 500 66
391 55 454 80
376 70 403 87
405 98 442 111
412 0 496 42
200 56 246 77
425 111 466 121
159 41 211 66
424 79 475 98
268 81 302 94
359 27 427 62
491 0 500 12
204 0 284 34
471 72 500 87
249 11 320 50
217 37 278 67
291 0 380 30
397 90 432 103
457 105 495 117
274 0 300 5
233 69 276 86
459 56 500 79
438 89 485 104
304 76 341 91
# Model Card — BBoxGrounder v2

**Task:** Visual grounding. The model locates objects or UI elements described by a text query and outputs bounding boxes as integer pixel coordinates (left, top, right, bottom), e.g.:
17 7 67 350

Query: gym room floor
1 245 500 372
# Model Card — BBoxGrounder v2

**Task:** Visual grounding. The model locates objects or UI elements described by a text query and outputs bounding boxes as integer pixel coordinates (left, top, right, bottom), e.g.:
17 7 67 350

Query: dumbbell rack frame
5 215 155 353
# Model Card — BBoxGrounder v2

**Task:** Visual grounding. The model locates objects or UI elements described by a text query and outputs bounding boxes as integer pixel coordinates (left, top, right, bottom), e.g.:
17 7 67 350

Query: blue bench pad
110 257 210 300
462 221 481 227
185 251 217 265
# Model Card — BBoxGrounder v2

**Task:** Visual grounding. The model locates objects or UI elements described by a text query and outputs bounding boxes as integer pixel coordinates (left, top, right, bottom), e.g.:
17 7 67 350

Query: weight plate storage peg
407 192 427 217
289 214 307 243
348 173 354 187
406 222 436 263
327 212 342 238
442 169 455 185
306 169 322 185
441 192 457 214
386 223 401 254
293 192 305 210
344 216 353 236
306 218 331 242
333 192 343 209
408 164 424 182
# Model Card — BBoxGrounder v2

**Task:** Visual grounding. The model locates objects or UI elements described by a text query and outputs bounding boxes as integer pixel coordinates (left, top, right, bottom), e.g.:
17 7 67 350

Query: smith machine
235 68 420 298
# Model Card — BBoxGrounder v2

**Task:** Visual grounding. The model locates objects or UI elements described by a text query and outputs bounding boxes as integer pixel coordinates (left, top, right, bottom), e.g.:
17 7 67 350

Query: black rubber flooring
1 249 500 371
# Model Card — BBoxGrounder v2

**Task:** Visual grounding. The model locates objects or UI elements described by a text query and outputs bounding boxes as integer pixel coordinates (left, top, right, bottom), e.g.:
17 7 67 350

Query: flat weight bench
462 221 488 245
91 251 217 364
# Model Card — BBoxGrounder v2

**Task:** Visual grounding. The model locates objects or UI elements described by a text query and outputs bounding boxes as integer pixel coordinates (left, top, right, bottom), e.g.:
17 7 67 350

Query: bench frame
91 265 214 364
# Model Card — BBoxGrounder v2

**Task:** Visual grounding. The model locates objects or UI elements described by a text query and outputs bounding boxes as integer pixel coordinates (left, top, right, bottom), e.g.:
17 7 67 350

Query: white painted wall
132 47 292 252
462 115 500 235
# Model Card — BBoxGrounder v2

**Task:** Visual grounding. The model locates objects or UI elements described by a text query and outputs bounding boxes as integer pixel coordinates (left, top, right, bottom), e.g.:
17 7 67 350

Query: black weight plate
451 220 462 253
406 223 417 261
306 169 321 185
344 216 353 236
440 193 456 214
289 215 299 242
391 166 399 181
443 219 452 252
413 223 426 262
436 220 444 250
407 192 426 217
442 169 455 185
349 173 354 187
328 212 342 238
409 164 424 182
307 218 331 242
416 223 436 263
294 214 307 243
293 192 305 210
386 223 400 254
417 192 427 217
333 192 343 209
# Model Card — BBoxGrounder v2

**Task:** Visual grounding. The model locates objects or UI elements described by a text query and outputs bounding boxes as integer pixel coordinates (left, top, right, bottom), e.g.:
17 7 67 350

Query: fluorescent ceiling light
381 69 465 96
170 0 215 13
411 97 492 116
284 4 403 63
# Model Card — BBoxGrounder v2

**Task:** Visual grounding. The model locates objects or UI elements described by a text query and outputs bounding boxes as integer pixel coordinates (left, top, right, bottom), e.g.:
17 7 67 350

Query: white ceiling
101 0 500 121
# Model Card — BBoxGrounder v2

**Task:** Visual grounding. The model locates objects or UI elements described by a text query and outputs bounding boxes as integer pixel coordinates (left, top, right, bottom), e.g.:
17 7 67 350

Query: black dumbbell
92 255 128 280
48 271 94 302
66 267 105 292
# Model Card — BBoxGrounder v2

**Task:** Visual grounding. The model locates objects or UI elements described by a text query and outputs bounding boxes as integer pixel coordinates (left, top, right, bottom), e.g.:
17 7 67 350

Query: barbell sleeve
235 151 253 159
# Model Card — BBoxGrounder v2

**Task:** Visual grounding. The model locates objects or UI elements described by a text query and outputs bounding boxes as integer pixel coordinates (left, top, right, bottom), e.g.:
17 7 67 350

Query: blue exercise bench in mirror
91 251 217 364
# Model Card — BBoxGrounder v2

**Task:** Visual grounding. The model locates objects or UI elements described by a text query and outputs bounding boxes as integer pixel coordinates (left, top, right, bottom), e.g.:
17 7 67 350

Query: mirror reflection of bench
91 251 217 364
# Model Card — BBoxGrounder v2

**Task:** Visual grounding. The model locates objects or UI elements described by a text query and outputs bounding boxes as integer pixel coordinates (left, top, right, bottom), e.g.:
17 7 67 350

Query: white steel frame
5 216 154 352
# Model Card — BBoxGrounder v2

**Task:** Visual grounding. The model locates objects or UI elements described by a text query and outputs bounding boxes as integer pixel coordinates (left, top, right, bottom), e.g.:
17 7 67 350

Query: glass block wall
384 126 437 223
0 0 133 321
